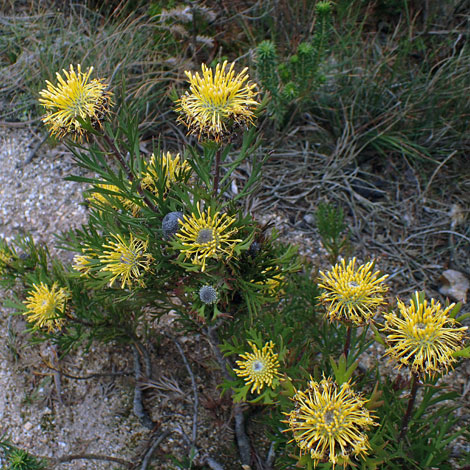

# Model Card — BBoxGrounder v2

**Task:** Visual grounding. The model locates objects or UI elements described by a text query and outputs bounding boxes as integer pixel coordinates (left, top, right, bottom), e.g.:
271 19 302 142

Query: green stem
213 147 222 195
100 133 158 213
399 372 419 442
343 325 352 359
102 133 132 177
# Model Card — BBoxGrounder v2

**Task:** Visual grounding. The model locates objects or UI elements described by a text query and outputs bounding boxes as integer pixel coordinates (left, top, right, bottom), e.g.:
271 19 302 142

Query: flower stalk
213 147 222 195
343 325 352 359
398 372 419 442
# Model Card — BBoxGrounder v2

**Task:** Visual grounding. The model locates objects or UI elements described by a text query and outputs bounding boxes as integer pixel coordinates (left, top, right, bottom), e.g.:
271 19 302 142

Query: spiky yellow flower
176 60 259 141
284 377 377 469
381 292 468 377
23 282 71 332
39 64 113 141
318 258 389 326
234 341 281 394
0 248 13 275
87 183 120 208
86 183 140 216
99 234 153 288
72 253 93 276
175 202 241 271
141 152 191 195
256 267 285 296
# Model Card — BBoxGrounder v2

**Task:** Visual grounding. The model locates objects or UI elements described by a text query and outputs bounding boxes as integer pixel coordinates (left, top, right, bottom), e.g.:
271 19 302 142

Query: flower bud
199 285 218 304
162 211 183 239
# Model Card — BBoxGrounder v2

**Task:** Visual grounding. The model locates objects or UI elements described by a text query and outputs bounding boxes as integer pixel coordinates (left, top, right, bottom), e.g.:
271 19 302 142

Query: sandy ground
0 126 141 469
0 127 253 469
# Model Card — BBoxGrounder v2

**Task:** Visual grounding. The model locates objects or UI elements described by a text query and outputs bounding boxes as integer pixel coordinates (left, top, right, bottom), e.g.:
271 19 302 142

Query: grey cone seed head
162 211 184 239
196 228 214 244
199 285 218 305
248 241 261 256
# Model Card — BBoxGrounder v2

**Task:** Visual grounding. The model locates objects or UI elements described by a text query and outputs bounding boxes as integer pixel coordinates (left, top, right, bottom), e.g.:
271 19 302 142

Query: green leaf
370 322 386 347
448 301 462 318
453 345 470 358
330 354 359 384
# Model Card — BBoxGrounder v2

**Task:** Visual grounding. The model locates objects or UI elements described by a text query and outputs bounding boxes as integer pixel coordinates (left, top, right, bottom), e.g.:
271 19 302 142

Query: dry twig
205 324 253 468
132 343 155 430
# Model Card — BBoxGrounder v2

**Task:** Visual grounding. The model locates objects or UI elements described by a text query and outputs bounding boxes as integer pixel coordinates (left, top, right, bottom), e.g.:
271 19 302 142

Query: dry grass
257 132 467 292
0 3 190 133
214 3 467 298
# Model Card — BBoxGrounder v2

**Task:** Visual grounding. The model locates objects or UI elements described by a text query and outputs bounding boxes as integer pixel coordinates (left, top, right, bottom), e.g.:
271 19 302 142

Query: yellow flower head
141 152 191 195
99 234 153 288
234 341 281 394
256 267 285 297
176 60 259 141
72 253 93 276
175 202 241 271
0 248 13 275
284 377 377 469
39 64 113 141
318 258 389 326
381 292 468 377
87 183 140 216
23 282 71 332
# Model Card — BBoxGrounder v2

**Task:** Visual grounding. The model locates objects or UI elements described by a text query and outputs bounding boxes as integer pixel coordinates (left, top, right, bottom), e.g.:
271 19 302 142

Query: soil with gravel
0 126 288 469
